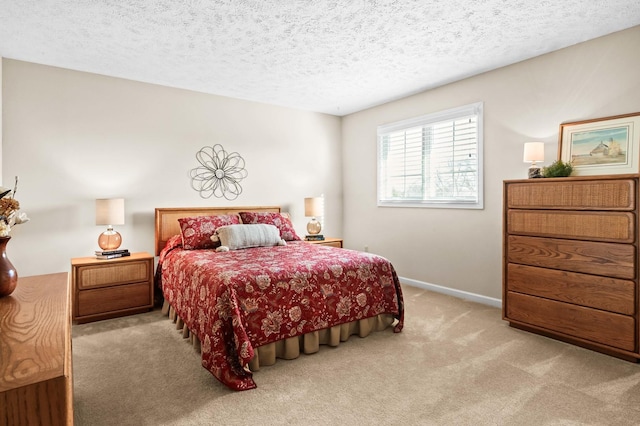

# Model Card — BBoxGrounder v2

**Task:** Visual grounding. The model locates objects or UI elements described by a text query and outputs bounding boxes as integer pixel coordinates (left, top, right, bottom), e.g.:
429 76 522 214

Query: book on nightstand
305 235 325 241
95 249 130 259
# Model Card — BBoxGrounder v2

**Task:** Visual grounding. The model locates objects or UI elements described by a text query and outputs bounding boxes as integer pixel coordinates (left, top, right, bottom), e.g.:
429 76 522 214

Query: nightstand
305 237 343 248
71 252 154 323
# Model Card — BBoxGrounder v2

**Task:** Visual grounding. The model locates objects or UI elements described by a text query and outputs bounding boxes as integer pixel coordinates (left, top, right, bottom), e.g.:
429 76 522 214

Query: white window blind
377 102 483 209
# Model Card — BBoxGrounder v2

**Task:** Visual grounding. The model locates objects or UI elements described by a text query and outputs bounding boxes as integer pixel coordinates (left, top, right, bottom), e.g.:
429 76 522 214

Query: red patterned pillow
178 214 240 249
238 212 301 241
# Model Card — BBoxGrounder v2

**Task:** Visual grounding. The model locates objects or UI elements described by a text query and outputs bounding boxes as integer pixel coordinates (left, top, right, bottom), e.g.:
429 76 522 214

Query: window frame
376 102 484 209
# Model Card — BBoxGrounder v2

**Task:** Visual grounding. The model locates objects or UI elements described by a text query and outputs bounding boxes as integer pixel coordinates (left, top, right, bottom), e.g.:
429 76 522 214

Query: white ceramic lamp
96 198 125 250
523 142 545 178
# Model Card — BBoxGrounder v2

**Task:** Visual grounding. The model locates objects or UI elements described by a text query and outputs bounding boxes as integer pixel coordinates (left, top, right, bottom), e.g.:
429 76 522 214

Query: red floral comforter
157 236 404 391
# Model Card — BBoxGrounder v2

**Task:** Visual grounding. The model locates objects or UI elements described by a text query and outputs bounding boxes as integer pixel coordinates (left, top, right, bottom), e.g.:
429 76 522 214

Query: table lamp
524 142 545 178
96 198 125 250
304 197 323 235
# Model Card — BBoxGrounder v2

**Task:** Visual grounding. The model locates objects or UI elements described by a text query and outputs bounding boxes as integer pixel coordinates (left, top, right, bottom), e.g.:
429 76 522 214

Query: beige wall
342 26 640 301
3 26 639 299
2 60 342 276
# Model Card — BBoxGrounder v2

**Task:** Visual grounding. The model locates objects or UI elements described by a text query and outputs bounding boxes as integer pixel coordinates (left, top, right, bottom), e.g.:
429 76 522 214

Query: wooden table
0 272 73 425
71 252 154 323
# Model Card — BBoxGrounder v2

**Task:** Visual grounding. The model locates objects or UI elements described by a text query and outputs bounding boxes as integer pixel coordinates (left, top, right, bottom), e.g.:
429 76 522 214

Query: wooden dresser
503 174 640 361
0 272 73 425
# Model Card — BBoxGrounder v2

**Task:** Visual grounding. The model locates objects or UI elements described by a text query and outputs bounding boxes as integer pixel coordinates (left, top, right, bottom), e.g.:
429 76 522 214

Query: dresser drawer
506 263 635 315
506 292 635 351
77 259 151 289
507 235 635 279
507 210 635 243
507 179 635 210
77 282 152 316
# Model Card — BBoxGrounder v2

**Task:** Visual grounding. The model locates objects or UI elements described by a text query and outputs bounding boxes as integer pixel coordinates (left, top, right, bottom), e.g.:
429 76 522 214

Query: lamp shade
523 142 545 163
95 198 125 226
304 197 324 217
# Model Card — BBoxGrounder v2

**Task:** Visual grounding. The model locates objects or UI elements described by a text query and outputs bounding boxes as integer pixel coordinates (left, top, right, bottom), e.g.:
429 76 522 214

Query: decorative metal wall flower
190 144 248 200
0 176 30 237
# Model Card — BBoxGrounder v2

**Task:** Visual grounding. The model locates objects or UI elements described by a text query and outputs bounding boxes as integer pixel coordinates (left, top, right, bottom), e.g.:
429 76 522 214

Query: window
377 102 483 209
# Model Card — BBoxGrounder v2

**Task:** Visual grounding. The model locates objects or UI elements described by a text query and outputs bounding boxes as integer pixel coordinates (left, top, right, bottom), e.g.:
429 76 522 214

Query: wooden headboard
154 206 281 256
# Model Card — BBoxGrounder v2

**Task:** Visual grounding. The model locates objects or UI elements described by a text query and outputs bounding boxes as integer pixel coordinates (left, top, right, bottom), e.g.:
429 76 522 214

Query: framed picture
559 112 640 176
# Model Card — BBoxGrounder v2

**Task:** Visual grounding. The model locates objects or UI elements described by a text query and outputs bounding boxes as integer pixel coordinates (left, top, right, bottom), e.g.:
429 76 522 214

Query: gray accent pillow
212 224 286 250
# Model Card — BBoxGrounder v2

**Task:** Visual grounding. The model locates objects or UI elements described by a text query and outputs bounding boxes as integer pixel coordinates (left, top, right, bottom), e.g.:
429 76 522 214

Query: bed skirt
162 300 395 372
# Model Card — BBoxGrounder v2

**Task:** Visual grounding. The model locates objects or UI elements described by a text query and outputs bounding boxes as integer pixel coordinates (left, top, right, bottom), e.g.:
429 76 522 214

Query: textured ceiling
1 1 639 116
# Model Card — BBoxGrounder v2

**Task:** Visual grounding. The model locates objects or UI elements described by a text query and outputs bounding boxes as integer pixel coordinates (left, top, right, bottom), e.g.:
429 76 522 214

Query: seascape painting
569 126 629 167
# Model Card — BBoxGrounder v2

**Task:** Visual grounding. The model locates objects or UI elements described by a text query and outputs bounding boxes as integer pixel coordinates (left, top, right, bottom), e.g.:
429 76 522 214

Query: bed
155 206 404 391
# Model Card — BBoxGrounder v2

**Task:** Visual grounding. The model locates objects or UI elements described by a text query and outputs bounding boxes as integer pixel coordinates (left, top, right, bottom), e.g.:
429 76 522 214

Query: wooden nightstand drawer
305 237 343 248
77 282 151 317
77 260 150 289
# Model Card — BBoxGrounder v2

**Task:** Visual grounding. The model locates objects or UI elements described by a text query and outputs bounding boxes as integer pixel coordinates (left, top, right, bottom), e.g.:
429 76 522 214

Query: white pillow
212 224 286 251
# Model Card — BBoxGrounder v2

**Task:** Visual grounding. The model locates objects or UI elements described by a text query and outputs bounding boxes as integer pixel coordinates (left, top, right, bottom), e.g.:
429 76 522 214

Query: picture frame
559 112 640 176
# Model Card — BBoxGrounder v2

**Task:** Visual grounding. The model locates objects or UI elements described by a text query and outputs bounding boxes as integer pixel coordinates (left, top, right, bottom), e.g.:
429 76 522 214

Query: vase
0 236 18 297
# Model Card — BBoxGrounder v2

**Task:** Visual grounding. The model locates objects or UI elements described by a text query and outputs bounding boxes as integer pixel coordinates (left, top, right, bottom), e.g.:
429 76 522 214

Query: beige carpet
72 285 640 425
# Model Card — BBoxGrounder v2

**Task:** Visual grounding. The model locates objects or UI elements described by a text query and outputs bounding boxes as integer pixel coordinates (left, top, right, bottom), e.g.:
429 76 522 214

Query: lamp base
98 228 122 250
306 218 322 235
528 166 542 179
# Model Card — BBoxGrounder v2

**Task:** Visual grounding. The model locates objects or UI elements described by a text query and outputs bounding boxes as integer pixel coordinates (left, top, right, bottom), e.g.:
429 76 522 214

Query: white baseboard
399 276 503 308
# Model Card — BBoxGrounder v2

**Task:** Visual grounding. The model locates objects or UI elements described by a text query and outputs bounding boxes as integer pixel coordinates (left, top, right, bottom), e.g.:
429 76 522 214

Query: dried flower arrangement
0 177 29 237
